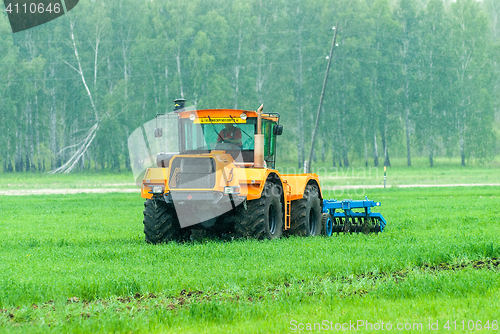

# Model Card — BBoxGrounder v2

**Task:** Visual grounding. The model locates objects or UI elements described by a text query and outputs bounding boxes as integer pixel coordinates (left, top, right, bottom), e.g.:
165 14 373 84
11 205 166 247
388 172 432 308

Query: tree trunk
176 46 184 99
50 66 58 169
404 62 411 167
331 144 336 167
459 106 467 166
234 19 242 109
296 25 304 169
256 64 267 103
321 140 325 162
34 77 40 171
363 127 368 167
405 110 411 167
25 100 32 172
428 46 434 168
149 63 159 111
53 20 101 173
428 141 434 167
382 111 391 167
121 29 130 100
340 69 349 168
338 114 348 168
373 132 379 167
460 134 465 166
342 148 349 167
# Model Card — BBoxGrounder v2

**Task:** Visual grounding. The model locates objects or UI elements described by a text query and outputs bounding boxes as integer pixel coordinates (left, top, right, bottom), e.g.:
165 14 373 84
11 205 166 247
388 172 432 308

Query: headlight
152 185 164 194
240 113 247 120
189 113 196 121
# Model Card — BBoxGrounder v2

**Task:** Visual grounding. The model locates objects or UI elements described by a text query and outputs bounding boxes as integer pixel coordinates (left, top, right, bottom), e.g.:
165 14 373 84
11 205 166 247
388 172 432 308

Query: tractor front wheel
235 183 283 240
143 199 185 244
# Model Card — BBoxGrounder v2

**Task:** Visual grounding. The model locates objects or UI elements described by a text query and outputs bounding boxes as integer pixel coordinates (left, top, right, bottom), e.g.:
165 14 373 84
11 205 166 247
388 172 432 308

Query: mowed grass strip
0 187 499 332
0 172 134 190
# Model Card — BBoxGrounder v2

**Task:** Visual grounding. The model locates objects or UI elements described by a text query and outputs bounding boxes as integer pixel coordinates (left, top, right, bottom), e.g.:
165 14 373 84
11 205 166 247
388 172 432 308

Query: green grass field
1 183 499 333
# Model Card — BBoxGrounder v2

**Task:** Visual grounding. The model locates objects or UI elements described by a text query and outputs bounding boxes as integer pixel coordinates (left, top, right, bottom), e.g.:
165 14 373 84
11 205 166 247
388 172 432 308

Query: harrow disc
360 217 371 234
372 218 381 233
333 217 344 233
344 217 352 234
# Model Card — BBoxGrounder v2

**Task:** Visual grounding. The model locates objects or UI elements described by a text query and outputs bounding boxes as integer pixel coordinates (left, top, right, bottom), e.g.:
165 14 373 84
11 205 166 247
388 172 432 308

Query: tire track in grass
327 183 500 190
0 188 140 196
1 258 498 323
338 258 500 298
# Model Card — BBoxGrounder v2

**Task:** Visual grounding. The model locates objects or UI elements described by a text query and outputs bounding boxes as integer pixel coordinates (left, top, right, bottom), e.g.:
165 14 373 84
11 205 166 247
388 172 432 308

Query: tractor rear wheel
235 183 283 240
143 199 185 244
289 184 322 237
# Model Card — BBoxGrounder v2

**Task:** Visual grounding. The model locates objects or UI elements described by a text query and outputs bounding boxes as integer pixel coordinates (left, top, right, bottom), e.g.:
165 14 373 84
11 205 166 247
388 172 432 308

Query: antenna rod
306 23 338 173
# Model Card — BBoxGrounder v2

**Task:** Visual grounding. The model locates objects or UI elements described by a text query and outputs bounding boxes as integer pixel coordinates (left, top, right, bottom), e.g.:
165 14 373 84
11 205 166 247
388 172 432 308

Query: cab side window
262 120 276 163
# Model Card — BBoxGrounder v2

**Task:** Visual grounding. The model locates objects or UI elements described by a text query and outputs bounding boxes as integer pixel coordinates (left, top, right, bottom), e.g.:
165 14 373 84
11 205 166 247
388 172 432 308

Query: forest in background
0 0 499 173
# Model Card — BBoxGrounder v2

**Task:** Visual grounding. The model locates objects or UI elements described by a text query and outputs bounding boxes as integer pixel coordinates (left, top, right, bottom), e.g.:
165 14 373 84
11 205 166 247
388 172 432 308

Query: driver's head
224 123 235 130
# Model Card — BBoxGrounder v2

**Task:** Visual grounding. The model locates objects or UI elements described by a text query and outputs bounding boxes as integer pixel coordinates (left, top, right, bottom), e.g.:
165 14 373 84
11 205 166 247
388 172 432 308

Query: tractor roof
177 109 279 122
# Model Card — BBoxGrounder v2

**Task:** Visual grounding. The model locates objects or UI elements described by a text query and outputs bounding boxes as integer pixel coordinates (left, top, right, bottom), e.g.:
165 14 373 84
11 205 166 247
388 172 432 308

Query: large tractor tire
235 182 283 240
143 199 186 244
289 184 322 237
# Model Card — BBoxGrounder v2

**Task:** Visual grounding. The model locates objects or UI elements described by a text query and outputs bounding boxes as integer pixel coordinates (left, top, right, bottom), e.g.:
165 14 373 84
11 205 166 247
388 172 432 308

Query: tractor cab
128 100 282 186
149 99 283 171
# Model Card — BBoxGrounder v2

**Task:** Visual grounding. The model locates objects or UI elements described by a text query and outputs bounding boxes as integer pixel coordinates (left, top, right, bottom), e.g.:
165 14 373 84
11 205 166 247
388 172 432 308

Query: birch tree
51 1 110 173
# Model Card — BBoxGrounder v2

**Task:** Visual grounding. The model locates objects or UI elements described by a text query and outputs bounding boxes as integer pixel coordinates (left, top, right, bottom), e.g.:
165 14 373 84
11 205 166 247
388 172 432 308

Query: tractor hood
140 150 251 228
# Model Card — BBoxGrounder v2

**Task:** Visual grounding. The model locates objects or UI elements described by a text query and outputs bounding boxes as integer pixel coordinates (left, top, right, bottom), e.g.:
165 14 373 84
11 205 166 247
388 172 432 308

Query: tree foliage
0 0 498 172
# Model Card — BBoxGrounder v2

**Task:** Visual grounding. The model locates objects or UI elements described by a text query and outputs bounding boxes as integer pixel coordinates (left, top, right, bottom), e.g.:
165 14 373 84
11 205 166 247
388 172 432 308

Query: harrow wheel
235 182 283 240
321 213 333 236
289 184 322 237
143 199 187 244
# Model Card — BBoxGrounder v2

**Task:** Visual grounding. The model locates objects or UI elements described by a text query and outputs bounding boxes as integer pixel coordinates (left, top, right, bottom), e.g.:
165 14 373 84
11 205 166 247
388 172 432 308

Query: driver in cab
217 123 242 147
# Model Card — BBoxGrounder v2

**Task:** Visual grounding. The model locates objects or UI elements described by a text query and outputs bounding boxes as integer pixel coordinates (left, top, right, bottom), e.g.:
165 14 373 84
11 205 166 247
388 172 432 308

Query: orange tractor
130 99 324 243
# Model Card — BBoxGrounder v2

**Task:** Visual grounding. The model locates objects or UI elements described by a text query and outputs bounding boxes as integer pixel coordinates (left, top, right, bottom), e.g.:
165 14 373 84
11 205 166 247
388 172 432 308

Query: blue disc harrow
322 197 387 236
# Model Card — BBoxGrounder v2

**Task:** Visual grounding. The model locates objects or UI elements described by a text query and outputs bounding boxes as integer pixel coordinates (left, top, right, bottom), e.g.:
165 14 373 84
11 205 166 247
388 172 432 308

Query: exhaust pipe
254 104 265 168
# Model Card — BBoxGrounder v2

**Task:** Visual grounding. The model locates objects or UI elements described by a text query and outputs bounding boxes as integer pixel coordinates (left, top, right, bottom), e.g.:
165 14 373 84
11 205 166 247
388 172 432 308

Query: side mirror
273 125 283 135
154 127 163 138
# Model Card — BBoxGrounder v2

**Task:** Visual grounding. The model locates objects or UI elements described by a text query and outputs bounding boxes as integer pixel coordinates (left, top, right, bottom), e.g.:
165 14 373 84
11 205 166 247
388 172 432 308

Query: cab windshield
179 115 277 168
180 118 256 152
